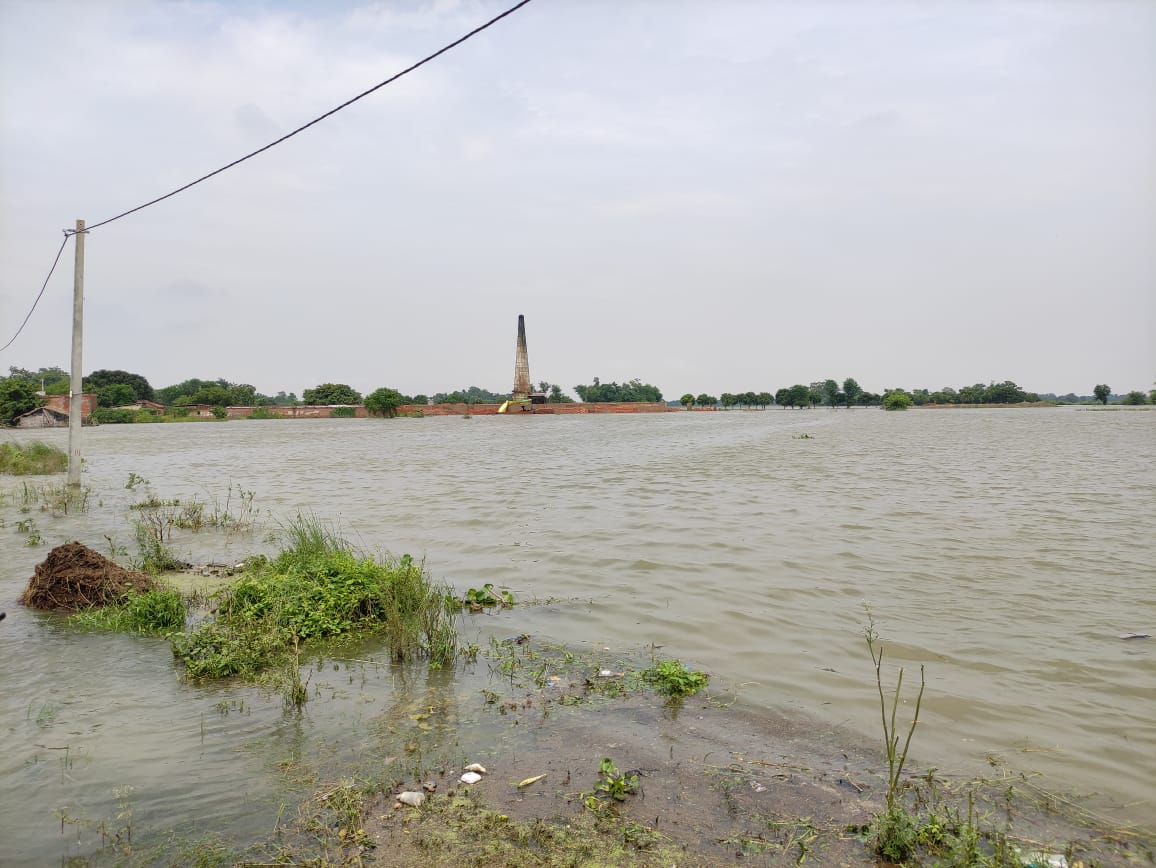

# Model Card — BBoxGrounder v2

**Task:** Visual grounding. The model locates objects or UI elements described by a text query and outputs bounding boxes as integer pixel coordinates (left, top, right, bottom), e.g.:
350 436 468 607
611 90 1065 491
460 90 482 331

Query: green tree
302 383 362 405
822 379 839 407
982 381 1027 404
574 378 663 403
84 369 154 401
774 387 789 408
842 378 862 407
958 383 986 404
97 383 137 407
411 394 429 406
785 384 811 409
1122 390 1147 405
0 377 41 425
720 392 737 409
434 386 506 404
1093 384 1111 405
695 393 716 407
680 393 695 410
8 365 69 394
185 385 233 406
756 391 773 409
883 391 913 411
365 387 405 418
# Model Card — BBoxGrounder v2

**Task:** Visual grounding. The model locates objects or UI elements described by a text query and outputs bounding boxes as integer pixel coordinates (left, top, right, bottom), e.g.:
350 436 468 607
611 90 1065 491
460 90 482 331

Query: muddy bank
273 643 1151 867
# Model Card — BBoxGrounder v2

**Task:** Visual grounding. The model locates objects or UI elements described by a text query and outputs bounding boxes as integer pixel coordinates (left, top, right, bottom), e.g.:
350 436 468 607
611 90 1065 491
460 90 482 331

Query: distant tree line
4 364 1154 428
573 378 663 403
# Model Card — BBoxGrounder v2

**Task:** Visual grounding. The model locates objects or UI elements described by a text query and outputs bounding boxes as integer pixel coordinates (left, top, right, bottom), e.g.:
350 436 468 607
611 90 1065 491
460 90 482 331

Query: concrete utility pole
67 220 85 488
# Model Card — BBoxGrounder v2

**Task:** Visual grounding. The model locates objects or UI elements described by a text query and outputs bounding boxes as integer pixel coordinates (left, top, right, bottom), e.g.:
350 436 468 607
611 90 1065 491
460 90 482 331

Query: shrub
882 392 913 411
92 408 137 424
330 406 356 418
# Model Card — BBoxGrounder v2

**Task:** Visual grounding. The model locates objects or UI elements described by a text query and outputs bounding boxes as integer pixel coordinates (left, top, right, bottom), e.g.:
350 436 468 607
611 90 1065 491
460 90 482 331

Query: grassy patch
68 587 186 635
171 515 458 680
0 440 67 475
385 792 685 866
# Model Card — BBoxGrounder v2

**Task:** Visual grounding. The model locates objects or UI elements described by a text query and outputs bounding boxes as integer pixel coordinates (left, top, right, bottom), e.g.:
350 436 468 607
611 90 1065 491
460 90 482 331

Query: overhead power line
1 0 534 357
0 235 71 354
72 0 536 235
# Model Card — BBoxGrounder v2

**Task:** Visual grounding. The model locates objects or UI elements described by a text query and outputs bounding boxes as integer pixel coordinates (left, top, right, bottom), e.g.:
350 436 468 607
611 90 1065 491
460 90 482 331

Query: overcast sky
1 0 1153 399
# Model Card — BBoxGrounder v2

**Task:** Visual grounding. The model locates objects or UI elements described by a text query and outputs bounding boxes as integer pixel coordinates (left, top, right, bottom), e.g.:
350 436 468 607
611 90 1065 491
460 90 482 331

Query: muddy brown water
1 408 1153 861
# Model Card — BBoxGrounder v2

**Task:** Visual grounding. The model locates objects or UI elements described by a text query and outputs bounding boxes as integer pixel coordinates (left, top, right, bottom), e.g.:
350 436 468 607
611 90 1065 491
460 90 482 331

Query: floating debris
1119 633 1151 640
422 781 437 793
596 669 624 678
463 763 487 774
516 774 546 789
460 771 483 785
397 791 425 808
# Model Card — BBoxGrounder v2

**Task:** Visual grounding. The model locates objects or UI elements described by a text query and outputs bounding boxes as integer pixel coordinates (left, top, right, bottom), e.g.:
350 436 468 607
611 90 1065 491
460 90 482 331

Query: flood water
2 407 1154 860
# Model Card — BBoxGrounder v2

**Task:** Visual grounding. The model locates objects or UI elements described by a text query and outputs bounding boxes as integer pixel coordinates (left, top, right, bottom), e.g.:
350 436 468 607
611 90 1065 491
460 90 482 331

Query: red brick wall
42 393 98 418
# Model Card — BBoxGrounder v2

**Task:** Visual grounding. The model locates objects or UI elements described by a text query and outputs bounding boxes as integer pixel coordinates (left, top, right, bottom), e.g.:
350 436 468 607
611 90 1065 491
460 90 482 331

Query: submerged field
1 408 1153 862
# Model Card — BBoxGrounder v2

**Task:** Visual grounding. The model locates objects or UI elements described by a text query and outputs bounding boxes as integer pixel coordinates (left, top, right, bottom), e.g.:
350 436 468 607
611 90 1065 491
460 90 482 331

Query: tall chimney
512 314 531 400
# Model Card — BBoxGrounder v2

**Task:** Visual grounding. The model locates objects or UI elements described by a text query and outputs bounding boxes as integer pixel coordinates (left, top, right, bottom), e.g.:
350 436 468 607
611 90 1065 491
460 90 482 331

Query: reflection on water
1 408 1153 859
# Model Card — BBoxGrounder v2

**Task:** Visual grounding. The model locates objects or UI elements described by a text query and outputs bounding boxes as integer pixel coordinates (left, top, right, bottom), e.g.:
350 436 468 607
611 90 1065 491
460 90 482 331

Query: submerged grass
0 440 67 475
171 514 458 680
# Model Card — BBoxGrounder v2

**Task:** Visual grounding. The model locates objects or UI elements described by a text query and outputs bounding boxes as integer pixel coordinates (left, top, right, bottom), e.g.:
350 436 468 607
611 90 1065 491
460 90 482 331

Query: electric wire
2 0 533 356
0 235 71 354
74 0 535 235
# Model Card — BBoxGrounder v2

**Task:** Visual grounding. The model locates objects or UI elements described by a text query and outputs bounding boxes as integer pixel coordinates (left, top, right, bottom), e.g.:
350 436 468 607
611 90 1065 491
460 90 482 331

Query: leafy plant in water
452 582 516 612
594 757 639 802
641 659 709 697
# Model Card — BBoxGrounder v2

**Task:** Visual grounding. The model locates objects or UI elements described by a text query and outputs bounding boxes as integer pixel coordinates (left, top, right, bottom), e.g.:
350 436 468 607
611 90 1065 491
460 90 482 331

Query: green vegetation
1122 390 1148 405
433 385 507 404
92 407 161 424
69 587 185 635
84 368 155 403
641 659 709 696
329 405 356 418
591 757 639 803
0 440 67 474
1093 383 1111 405
0 376 41 425
574 378 663 402
717 391 774 409
883 391 914 411
364 387 405 417
864 609 925 860
302 383 362 405
537 381 575 403
452 582 516 612
158 377 260 407
171 516 458 679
